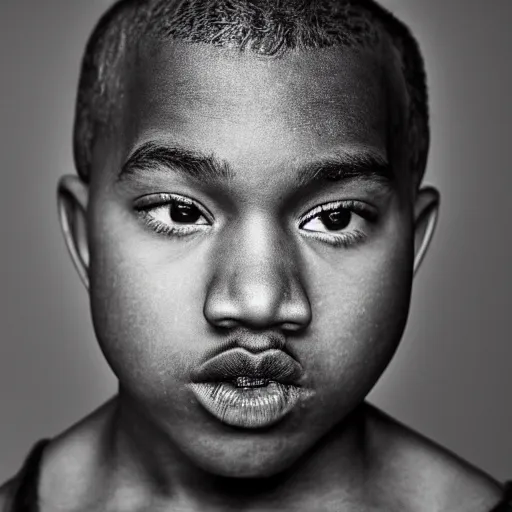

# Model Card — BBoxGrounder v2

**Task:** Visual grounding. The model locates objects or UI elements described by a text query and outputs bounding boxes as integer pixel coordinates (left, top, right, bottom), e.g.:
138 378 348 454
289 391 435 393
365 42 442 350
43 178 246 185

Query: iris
170 202 201 224
321 209 351 231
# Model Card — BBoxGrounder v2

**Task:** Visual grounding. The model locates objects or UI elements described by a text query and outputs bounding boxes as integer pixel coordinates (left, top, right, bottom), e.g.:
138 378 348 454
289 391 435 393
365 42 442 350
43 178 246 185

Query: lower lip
189 381 305 429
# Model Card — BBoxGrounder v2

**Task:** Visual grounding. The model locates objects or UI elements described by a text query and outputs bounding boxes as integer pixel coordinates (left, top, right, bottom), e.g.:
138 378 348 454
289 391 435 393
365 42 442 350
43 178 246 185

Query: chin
184 431 307 480
212 458 290 479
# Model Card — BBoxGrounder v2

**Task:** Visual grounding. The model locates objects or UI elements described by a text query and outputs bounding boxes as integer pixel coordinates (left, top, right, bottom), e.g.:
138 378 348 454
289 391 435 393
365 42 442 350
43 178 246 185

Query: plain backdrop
0 0 511 483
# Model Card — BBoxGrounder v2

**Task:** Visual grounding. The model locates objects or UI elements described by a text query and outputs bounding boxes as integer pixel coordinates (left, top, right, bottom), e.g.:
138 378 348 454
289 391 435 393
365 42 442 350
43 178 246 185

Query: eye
299 200 375 248
303 208 352 232
134 193 211 238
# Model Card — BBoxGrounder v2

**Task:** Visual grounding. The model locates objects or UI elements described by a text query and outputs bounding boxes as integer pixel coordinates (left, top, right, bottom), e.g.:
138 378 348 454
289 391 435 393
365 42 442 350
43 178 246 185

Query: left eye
301 207 352 232
299 200 374 247
135 193 211 237
167 201 206 224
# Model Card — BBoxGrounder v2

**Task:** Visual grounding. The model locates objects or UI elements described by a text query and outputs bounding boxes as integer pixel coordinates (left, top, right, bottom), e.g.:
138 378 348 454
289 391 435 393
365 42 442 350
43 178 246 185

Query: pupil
170 203 201 223
320 209 351 231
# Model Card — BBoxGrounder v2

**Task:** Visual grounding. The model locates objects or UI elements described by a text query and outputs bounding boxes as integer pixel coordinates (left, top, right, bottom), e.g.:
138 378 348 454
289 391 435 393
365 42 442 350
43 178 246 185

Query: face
71 41 425 477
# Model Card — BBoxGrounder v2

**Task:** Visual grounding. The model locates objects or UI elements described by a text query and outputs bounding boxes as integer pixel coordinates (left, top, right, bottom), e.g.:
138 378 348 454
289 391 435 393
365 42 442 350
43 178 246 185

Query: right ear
57 175 90 290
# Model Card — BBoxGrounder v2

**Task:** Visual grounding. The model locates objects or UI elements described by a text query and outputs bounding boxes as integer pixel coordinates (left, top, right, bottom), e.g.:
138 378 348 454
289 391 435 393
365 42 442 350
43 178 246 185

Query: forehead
118 41 402 177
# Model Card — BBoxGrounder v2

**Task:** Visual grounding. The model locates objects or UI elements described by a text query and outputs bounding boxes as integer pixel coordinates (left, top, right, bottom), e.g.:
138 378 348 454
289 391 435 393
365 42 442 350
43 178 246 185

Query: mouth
189 348 312 429
233 376 270 387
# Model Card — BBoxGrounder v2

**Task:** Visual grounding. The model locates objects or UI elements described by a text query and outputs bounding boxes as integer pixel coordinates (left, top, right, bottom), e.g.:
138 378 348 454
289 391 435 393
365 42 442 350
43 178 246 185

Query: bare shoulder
37 398 118 510
0 398 117 512
364 403 504 512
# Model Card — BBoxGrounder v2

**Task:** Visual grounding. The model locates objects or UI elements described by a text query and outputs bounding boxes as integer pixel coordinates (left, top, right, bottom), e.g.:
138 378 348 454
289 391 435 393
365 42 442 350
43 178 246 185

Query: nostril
211 318 239 330
280 299 313 332
280 321 310 333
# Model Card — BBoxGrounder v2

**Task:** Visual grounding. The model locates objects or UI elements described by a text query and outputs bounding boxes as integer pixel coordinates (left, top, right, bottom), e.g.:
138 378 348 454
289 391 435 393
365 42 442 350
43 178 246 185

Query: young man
1 0 510 510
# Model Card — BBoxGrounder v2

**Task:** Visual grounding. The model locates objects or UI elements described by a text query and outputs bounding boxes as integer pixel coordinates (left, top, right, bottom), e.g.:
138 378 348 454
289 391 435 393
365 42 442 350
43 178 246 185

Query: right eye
135 193 211 238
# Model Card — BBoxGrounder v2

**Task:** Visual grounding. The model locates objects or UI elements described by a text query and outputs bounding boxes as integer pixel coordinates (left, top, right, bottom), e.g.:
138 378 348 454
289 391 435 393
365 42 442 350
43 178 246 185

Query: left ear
413 186 440 275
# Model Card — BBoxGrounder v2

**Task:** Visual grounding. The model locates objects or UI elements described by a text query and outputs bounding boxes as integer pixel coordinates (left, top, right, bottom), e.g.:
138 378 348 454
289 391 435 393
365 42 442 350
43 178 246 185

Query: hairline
74 1 428 188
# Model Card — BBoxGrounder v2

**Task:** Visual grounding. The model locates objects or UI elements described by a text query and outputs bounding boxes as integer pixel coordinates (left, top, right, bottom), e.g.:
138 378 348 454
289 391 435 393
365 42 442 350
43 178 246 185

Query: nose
203 217 312 332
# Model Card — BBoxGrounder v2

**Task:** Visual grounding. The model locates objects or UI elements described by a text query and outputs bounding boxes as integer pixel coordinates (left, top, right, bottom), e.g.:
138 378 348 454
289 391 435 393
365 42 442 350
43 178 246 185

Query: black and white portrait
1 1 511 510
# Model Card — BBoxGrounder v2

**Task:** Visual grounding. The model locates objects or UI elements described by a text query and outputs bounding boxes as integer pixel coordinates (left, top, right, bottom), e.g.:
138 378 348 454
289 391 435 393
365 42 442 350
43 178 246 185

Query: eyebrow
119 141 392 189
119 141 233 183
295 150 393 189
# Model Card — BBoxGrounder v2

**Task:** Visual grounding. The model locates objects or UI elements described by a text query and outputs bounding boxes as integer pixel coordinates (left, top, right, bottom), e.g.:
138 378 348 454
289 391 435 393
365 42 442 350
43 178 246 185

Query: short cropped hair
74 0 429 185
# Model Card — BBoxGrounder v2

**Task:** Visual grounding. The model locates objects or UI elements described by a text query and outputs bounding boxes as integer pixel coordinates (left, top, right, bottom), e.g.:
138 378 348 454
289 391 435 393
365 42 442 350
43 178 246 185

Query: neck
107 392 371 511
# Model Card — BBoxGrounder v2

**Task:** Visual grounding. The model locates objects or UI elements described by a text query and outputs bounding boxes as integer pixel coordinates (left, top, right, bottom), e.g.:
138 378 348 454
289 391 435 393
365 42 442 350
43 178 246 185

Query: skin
0 40 504 511
90 41 418 482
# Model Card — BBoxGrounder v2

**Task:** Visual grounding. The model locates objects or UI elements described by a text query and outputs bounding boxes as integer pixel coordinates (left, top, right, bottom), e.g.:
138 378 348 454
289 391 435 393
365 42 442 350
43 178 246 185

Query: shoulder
364 403 505 512
0 398 117 512
37 398 118 509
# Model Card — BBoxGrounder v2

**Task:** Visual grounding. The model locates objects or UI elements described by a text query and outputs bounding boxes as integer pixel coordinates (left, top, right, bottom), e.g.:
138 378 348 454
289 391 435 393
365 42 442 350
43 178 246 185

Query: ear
57 175 90 290
413 186 440 275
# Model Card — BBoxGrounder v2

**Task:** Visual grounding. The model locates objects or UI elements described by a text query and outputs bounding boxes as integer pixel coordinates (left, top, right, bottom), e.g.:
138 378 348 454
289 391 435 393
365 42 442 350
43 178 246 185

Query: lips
190 348 304 385
189 348 311 429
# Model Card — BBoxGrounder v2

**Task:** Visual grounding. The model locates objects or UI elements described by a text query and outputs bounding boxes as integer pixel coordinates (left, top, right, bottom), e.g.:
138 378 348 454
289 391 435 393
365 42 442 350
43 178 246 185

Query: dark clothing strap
8 439 49 512
6 439 512 511
491 482 512 512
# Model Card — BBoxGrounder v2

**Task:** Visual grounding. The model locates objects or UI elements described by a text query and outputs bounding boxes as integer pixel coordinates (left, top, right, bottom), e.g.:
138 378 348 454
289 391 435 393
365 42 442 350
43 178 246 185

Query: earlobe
57 175 90 290
413 186 440 275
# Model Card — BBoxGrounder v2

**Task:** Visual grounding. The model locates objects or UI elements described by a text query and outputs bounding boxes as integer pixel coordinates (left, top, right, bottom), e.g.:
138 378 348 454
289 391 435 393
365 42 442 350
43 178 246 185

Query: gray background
1 0 510 482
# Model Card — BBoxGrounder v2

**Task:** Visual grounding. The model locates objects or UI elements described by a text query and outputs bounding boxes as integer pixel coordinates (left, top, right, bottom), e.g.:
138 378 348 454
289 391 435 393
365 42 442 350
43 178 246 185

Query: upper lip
191 348 304 386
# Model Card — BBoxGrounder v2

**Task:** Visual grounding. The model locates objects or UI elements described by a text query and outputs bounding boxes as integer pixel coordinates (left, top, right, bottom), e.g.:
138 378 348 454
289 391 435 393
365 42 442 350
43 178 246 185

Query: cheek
87 202 208 403
304 220 414 402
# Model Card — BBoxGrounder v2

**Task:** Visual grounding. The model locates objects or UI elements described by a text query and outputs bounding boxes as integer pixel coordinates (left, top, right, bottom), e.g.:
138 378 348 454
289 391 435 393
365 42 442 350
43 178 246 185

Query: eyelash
135 193 211 238
134 194 375 248
299 200 375 248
